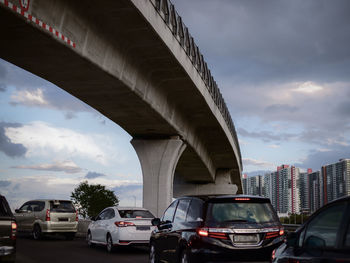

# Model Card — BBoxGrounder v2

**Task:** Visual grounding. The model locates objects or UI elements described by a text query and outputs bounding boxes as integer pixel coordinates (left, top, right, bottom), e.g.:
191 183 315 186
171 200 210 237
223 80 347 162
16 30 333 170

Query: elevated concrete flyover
0 0 242 216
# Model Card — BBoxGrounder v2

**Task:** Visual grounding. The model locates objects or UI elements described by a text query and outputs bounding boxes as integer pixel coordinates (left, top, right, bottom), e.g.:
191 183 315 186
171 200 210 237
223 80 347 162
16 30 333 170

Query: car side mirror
15 209 20 213
151 218 161 226
305 235 326 249
90 216 96 221
286 232 298 247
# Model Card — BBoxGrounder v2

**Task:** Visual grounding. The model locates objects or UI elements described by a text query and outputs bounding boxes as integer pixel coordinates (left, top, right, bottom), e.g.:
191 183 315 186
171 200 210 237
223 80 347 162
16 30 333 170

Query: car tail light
265 227 285 240
114 221 135 227
11 221 17 240
45 209 51 221
75 210 79 222
265 231 279 239
271 249 276 260
279 227 284 236
234 198 250 201
197 228 228 240
197 228 209 237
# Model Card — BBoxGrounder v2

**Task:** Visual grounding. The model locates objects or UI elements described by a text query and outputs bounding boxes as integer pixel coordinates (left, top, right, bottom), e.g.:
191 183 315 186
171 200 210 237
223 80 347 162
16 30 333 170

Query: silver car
14 199 78 240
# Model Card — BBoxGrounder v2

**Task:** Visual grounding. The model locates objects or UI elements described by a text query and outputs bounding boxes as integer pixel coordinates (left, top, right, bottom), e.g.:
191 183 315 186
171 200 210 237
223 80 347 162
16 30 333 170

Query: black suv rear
150 195 284 263
0 195 16 263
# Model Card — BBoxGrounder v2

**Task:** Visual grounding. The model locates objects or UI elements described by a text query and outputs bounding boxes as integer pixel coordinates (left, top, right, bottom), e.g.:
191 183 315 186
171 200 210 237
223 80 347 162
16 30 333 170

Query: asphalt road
16 235 149 263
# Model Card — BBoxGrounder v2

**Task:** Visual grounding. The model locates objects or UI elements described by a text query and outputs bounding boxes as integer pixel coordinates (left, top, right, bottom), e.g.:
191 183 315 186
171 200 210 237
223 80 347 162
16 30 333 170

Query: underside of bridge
0 0 242 216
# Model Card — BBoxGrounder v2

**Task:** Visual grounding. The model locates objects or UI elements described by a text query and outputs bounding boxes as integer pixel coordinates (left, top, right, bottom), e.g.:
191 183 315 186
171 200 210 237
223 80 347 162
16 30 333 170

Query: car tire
106 234 114 253
33 224 42 240
180 249 191 263
87 231 94 247
149 243 159 263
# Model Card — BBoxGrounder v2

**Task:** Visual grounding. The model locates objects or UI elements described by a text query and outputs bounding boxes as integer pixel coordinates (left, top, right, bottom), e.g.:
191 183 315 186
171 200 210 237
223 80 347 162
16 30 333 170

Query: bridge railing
149 0 242 167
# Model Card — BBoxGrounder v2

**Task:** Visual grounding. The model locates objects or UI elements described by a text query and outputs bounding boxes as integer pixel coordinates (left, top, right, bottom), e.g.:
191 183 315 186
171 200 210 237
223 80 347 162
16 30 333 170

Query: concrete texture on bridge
0 0 242 216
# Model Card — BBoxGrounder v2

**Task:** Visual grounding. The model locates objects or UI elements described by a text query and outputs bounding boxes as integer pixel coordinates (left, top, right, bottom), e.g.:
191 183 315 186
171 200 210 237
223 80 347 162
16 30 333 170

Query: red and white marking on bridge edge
0 0 76 48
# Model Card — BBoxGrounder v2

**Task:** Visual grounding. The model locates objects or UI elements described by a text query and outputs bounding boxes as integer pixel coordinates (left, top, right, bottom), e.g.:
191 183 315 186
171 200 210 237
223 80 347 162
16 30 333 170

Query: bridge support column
173 169 238 197
131 138 186 217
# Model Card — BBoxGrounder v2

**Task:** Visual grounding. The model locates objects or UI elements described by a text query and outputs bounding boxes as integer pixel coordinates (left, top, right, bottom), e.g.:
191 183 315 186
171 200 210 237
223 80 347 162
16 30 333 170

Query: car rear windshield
206 200 277 224
118 210 154 219
50 201 76 213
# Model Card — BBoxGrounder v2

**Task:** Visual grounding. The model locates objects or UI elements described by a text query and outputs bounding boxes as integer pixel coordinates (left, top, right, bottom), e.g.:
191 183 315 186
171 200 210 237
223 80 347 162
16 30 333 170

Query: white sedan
87 206 155 252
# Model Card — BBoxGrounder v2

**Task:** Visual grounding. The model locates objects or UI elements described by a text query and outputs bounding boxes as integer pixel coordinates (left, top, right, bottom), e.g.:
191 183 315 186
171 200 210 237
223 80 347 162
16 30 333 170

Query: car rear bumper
0 245 16 258
41 222 78 233
189 239 283 262
111 227 154 246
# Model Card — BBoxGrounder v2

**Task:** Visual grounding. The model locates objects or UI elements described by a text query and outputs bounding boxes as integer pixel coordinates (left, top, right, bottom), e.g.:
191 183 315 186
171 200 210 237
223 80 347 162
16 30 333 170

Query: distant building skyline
242 158 350 215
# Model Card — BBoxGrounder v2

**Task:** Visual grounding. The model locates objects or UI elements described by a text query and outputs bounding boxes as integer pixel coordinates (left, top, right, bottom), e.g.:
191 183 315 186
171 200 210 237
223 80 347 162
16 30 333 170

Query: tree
71 181 119 219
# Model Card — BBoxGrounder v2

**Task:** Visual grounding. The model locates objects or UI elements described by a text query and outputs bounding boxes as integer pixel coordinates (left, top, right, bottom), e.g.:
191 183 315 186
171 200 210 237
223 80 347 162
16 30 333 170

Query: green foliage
71 181 119 219
280 213 310 225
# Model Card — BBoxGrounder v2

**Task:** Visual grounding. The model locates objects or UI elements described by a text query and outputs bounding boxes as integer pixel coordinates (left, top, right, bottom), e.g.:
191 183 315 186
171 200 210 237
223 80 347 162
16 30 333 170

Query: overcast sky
1 0 350 209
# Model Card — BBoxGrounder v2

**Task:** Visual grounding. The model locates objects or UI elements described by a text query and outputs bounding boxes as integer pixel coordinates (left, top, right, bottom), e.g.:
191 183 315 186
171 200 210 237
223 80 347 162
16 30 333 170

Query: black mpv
150 195 284 263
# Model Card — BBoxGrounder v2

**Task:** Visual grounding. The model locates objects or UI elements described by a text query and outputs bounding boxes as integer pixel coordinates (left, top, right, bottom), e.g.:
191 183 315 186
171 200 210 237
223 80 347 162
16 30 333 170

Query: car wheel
180 249 190 263
87 231 94 247
106 234 114 253
33 224 42 240
149 243 159 263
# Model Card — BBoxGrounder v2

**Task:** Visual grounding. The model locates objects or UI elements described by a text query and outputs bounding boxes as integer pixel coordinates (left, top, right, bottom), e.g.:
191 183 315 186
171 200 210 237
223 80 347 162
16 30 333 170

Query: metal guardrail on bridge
150 0 242 167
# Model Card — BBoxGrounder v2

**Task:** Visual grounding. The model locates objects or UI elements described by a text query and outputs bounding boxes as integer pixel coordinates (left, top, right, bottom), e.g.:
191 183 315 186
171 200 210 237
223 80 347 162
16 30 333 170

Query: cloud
238 127 295 142
112 183 143 207
268 144 280 149
295 146 350 171
13 160 82 174
335 101 350 118
292 81 323 94
0 180 11 187
173 0 350 84
0 122 27 158
0 175 143 210
11 88 48 107
4 121 108 164
64 112 77 120
0 59 93 115
0 84 6 92
85 171 106 179
243 158 275 168
264 104 298 114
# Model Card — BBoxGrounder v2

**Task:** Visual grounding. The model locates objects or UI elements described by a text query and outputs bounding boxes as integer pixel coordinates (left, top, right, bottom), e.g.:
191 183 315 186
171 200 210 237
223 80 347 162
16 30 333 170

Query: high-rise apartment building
242 174 262 196
308 170 321 213
242 158 350 215
321 159 350 205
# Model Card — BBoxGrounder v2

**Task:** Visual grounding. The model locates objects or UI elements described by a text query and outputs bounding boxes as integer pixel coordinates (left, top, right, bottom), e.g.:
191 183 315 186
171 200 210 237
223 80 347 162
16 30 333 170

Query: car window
104 209 115 220
97 209 109 220
206 201 276 224
32 201 44 212
20 202 32 211
118 210 154 218
50 201 75 213
0 197 12 216
174 199 190 223
186 198 204 222
162 200 178 222
303 202 346 248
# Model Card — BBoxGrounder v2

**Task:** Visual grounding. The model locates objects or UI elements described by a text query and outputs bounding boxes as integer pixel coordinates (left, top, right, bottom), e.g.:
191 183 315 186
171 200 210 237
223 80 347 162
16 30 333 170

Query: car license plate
136 226 150 231
233 234 258 243
58 218 68 222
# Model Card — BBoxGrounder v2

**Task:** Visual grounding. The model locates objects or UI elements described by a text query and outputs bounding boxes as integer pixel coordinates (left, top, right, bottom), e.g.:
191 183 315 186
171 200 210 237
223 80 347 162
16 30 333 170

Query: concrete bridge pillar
131 138 186 217
173 169 239 198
